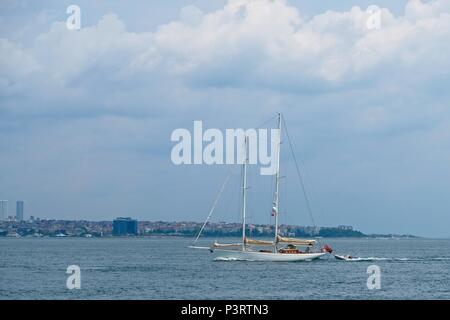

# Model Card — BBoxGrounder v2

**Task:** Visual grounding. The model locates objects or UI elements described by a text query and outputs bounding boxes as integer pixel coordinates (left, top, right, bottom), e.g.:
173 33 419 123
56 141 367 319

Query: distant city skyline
0 200 25 221
0 219 420 239
1 1 450 238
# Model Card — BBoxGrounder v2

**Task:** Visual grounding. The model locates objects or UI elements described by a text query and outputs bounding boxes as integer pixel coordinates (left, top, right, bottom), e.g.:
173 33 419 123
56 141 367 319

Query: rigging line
194 168 234 244
283 167 287 225
222 168 236 221
194 114 277 244
281 114 317 228
234 114 277 225
269 166 274 225
255 114 278 130
237 164 243 223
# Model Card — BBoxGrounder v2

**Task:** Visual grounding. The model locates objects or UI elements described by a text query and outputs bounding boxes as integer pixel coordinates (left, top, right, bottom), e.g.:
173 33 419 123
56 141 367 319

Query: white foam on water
365 257 390 261
214 257 239 261
343 257 390 262
335 254 391 262
338 257 450 262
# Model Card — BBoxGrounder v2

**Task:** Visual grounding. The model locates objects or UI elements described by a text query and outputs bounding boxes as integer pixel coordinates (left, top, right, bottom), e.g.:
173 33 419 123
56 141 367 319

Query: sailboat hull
211 249 326 262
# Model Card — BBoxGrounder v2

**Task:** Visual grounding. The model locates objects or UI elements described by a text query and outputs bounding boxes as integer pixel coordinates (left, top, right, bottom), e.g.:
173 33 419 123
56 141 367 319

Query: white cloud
1 0 449 97
0 38 40 93
180 5 204 26
32 13 152 86
137 0 450 89
405 0 450 21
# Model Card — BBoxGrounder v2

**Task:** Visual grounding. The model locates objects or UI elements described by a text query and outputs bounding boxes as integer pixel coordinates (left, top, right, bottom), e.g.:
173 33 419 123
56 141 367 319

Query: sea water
0 237 449 299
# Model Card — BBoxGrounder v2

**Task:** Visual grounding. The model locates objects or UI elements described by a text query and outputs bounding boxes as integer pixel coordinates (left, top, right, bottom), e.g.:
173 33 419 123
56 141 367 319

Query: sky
1 0 450 237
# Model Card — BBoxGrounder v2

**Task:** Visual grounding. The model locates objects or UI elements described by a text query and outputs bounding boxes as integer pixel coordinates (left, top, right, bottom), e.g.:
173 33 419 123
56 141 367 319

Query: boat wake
355 257 390 261
334 255 450 262
214 255 450 262
214 257 240 261
334 255 389 262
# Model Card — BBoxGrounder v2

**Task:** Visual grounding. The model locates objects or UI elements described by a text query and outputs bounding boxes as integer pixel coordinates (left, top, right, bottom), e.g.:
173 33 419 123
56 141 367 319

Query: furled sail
212 241 241 248
276 235 316 246
244 238 274 245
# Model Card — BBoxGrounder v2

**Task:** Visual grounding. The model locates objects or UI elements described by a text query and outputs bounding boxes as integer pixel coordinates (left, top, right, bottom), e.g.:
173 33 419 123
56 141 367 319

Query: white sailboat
192 113 330 262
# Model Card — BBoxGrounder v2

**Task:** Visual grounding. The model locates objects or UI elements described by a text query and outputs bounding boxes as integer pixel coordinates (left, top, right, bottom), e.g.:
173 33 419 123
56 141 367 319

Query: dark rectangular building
16 201 24 221
113 217 138 236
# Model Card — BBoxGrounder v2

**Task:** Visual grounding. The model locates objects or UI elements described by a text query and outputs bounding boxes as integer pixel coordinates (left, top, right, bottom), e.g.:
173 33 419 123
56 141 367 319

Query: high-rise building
0 200 8 221
113 217 138 236
16 201 24 221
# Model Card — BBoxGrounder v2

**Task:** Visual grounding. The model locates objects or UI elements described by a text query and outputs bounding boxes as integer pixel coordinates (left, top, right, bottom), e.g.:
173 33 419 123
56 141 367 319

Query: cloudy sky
1 0 450 237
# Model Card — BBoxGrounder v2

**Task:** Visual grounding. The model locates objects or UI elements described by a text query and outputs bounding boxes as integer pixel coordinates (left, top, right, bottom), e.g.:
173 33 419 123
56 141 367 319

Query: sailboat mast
242 136 248 250
274 113 282 245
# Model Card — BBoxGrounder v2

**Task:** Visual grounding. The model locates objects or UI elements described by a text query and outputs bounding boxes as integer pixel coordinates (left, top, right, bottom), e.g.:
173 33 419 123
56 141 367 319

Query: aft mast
242 136 248 251
274 113 282 250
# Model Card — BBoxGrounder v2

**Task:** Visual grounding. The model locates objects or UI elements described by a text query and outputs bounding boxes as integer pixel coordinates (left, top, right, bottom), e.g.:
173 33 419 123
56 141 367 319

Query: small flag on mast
271 205 277 216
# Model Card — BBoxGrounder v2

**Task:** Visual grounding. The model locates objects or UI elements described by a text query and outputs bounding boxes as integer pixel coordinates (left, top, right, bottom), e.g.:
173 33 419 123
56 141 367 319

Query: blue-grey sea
0 237 449 300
